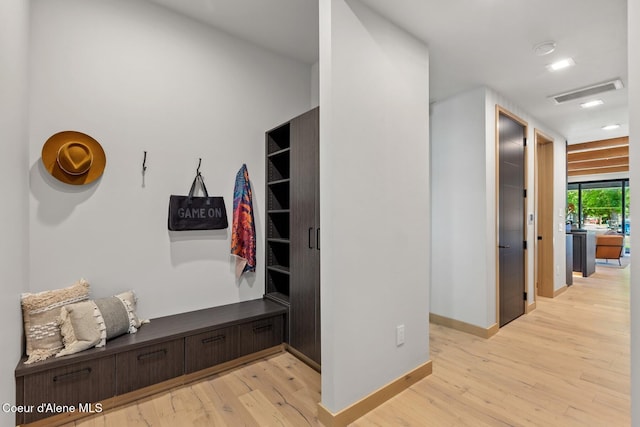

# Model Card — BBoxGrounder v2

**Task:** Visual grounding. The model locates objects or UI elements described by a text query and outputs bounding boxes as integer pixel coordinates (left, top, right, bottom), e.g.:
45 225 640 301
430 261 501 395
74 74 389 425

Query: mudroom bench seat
14 298 286 426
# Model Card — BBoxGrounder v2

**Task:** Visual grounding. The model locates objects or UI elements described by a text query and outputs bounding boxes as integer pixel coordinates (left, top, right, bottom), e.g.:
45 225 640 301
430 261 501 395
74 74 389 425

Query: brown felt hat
41 131 106 185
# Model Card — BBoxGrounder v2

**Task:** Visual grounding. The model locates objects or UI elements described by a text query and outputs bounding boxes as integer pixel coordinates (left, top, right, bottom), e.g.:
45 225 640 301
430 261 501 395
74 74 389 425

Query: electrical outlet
396 325 405 346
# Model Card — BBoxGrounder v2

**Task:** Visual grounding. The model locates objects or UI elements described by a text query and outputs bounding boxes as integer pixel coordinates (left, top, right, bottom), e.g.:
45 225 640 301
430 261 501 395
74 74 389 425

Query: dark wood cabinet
116 339 184 394
238 315 284 356
290 108 320 365
15 298 286 425
21 356 115 424
265 107 321 367
185 326 239 374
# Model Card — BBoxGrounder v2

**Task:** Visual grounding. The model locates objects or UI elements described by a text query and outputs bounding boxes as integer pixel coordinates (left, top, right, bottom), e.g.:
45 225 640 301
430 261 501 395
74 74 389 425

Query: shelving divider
265 122 291 306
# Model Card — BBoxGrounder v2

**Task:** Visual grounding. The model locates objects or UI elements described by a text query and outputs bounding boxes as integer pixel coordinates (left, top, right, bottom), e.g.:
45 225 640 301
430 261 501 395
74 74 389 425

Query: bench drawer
116 339 184 394
22 356 115 423
185 326 239 374
238 315 284 356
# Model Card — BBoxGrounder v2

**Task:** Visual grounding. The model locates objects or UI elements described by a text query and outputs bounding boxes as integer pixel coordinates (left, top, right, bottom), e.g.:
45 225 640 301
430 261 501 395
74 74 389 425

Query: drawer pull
53 367 92 382
253 324 273 333
201 334 225 344
137 349 167 361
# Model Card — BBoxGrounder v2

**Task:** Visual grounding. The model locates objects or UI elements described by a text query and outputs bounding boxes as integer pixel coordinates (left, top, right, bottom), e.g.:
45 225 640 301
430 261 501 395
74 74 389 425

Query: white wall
0 0 29 425
319 0 430 413
430 87 490 327
629 1 639 424
28 0 312 319
431 86 566 329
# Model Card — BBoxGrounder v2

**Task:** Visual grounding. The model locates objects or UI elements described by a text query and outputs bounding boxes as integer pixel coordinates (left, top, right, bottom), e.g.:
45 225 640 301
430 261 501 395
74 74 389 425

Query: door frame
495 105 529 327
534 129 555 299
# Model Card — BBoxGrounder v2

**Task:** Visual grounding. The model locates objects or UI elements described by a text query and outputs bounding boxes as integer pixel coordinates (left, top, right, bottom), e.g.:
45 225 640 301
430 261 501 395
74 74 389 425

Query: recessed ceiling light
533 41 557 56
580 99 604 108
602 124 620 130
546 57 575 71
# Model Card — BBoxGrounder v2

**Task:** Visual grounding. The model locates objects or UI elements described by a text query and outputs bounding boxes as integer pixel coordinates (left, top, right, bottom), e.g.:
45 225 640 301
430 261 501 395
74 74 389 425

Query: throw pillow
21 279 90 364
56 290 145 358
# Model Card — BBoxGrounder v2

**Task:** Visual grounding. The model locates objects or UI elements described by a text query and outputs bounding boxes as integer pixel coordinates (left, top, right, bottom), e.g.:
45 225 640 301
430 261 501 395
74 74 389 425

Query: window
567 179 630 252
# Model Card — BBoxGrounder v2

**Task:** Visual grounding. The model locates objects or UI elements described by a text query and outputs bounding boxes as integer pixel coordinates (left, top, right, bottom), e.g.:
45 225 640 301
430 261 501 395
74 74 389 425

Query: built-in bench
14 298 287 426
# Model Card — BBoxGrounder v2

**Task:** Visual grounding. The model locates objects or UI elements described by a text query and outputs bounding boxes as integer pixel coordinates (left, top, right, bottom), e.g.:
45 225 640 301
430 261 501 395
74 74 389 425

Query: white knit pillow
21 279 90 364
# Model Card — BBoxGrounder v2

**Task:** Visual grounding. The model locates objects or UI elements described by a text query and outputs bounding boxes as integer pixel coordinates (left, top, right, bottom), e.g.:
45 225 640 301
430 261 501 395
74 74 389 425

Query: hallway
357 264 630 426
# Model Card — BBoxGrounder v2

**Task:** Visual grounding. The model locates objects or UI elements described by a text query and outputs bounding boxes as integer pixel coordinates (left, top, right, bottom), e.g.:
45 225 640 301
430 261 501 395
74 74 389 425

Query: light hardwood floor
61 264 630 427
356 264 630 427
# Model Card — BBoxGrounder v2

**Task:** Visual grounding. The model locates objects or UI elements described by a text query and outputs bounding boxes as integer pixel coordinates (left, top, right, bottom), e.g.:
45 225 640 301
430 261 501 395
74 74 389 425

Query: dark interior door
498 112 525 327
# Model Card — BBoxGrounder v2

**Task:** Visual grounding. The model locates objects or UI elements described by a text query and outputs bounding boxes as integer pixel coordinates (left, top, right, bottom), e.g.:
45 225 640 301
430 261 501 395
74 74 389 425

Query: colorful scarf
231 164 256 278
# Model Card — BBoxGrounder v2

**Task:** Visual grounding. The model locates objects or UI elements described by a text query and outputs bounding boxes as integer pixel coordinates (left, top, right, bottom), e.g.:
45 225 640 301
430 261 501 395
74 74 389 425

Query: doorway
535 130 555 298
497 107 527 327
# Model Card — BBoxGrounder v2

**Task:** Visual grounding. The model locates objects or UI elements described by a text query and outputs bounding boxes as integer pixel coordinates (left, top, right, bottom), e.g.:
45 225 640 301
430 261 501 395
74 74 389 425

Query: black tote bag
168 173 228 231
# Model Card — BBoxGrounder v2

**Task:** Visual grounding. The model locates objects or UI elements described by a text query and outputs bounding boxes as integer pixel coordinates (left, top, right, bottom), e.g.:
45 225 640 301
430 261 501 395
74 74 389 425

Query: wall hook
196 158 202 176
142 151 148 174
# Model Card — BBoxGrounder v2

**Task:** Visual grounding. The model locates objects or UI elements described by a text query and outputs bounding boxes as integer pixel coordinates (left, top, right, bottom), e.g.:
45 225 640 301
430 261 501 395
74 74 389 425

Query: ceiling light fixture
602 124 621 130
580 99 604 108
546 57 575 71
533 40 557 56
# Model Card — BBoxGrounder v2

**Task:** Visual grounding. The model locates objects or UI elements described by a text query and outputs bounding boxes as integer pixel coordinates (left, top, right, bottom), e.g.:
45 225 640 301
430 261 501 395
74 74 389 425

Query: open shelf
267 178 290 186
266 268 290 303
267 212 289 239
267 152 290 181
264 292 290 306
267 241 289 270
267 238 290 244
267 123 290 154
265 120 292 307
267 147 291 157
267 265 290 275
267 183 289 210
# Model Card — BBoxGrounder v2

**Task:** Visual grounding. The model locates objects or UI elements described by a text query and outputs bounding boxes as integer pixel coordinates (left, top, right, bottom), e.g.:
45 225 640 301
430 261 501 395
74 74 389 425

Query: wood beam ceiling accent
568 165 629 177
569 156 629 170
567 146 628 162
567 136 629 177
567 136 629 153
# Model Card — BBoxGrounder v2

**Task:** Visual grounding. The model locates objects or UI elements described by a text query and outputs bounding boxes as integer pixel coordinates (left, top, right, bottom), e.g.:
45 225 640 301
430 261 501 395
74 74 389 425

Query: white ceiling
146 0 319 63
147 0 628 144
